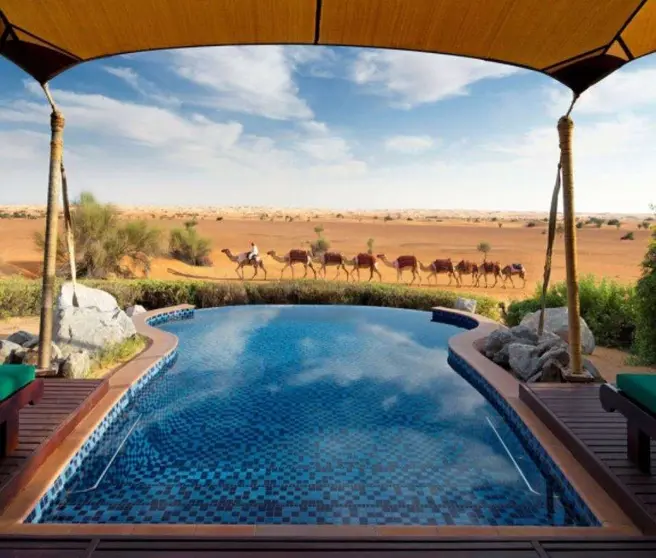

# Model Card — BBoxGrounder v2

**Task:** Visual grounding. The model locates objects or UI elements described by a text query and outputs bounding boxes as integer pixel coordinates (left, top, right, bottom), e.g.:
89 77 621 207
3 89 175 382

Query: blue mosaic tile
432 308 478 330
30 305 597 527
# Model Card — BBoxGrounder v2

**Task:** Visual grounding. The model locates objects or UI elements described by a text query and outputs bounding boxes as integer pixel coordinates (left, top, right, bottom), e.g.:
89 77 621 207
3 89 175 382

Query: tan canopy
1 0 656 92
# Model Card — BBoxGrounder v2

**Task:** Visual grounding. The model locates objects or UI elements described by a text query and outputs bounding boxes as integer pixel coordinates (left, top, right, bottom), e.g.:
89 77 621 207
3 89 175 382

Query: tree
169 220 212 266
366 238 375 255
477 241 491 261
633 204 656 364
556 223 565 236
309 224 330 255
34 192 162 278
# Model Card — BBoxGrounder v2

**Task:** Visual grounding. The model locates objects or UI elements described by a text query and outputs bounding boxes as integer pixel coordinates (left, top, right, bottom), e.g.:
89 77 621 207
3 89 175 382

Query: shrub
476 241 491 261
34 192 162 278
0 278 502 322
506 275 637 349
366 238 375 255
621 232 635 240
633 218 656 364
607 218 621 227
169 221 212 266
556 223 564 236
526 221 537 228
383 215 393 222
216 216 223 221
576 221 584 229
310 225 330 255
587 217 604 228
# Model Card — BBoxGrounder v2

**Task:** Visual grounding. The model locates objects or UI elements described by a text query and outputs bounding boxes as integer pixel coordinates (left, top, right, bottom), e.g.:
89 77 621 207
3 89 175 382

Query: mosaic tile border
437 308 600 527
25 307 195 524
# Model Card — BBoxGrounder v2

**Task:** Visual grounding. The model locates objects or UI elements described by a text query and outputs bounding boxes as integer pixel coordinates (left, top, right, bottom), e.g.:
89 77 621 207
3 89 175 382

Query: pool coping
0 304 640 537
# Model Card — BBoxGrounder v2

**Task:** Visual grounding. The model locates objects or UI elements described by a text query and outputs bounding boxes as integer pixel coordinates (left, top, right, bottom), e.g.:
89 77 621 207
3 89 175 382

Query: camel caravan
220 246 526 288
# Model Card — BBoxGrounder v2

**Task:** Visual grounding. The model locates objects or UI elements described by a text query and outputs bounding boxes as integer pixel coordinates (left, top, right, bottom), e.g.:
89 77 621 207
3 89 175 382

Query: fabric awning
1 0 655 92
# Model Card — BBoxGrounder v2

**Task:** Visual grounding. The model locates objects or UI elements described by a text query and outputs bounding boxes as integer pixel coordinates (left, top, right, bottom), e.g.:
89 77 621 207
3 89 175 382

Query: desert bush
587 217 604 228
526 221 537 228
169 221 212 266
383 215 393 222
476 241 491 261
621 232 635 240
556 223 564 236
505 275 637 349
366 238 375 255
576 221 584 229
309 225 330 255
607 218 621 227
0 278 501 322
34 192 162 279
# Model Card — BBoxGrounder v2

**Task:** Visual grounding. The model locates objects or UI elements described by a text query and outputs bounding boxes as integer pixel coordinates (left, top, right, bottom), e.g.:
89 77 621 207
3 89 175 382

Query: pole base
562 369 596 383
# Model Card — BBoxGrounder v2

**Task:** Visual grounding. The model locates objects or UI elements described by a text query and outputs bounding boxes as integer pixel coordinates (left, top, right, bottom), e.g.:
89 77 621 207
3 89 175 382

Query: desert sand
0 207 650 303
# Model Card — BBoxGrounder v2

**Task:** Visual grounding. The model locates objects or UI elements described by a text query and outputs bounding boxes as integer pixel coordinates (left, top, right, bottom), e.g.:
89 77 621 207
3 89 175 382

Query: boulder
15 342 62 369
22 338 63 360
60 350 91 379
483 328 513 356
0 339 22 363
583 358 603 382
54 306 136 353
535 334 566 356
491 344 510 367
21 349 39 367
520 307 596 355
508 343 538 381
126 305 146 317
509 325 540 346
540 358 566 382
454 297 477 314
6 330 38 347
57 282 119 312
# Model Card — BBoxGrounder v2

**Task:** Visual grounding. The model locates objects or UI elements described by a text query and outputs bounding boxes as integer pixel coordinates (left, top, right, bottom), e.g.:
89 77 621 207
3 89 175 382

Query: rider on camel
247 241 259 263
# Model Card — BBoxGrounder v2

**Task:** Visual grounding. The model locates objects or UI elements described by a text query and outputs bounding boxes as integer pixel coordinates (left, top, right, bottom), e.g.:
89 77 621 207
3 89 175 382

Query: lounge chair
600 374 656 474
0 364 44 456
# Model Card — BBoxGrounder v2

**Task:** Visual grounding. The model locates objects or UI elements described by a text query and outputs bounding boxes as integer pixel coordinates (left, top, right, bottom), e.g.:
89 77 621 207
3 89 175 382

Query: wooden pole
557 115 583 375
37 110 65 370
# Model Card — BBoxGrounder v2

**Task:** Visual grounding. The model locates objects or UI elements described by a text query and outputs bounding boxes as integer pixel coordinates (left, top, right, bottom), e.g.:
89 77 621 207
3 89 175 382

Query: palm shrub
34 192 162 278
169 221 212 266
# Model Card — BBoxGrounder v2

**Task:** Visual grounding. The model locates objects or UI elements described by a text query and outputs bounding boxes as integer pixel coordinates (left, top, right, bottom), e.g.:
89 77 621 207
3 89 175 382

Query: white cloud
172 46 313 120
351 50 518 108
295 120 357 163
385 135 435 154
104 66 180 107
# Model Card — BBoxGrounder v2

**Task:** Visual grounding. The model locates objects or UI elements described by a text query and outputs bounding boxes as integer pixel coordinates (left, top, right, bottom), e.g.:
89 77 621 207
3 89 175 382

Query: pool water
38 306 594 525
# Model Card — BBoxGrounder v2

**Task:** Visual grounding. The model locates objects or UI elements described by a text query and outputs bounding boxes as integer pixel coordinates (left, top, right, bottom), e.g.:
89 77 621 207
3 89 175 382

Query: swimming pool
33 305 597 526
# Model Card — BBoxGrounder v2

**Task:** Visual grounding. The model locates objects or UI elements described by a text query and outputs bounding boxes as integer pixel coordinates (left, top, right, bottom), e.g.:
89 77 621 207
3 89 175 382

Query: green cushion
0 364 36 401
617 373 656 413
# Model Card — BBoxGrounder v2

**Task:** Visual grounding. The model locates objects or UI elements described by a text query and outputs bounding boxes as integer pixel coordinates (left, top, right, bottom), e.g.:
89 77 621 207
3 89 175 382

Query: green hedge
0 278 501 321
506 275 636 350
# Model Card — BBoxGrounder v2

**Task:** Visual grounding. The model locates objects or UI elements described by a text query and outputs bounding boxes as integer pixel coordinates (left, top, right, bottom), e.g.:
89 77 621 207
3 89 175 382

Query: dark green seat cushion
617 373 656 413
0 364 36 401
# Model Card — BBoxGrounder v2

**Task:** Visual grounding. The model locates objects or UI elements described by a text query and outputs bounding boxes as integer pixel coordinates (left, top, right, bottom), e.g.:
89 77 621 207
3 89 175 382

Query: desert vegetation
34 192 161 279
169 219 212 266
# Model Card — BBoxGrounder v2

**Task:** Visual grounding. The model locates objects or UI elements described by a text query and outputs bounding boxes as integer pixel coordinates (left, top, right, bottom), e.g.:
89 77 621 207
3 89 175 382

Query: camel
345 253 382 281
267 249 316 279
312 251 350 280
377 254 421 285
455 260 478 285
501 263 527 288
476 261 502 288
221 248 267 280
419 259 459 286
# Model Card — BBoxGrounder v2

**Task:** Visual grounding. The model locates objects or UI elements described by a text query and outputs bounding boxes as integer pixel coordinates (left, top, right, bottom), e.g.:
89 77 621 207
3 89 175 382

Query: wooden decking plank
519 384 656 535
0 378 107 509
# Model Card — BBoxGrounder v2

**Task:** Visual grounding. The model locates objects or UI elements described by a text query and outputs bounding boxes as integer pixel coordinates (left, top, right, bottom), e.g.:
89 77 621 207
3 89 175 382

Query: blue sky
0 45 654 213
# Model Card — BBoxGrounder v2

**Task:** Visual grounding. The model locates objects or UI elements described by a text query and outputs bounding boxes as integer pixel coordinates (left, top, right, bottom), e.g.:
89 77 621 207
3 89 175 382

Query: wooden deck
520 384 656 535
0 378 108 510
1 535 656 557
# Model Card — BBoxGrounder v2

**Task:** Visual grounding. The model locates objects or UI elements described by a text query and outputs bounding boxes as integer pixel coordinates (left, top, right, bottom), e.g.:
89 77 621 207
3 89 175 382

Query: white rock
57 282 119 312
126 305 146 317
53 307 136 353
60 350 91 379
454 297 477 314
520 307 596 355
6 330 38 346
0 339 22 363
